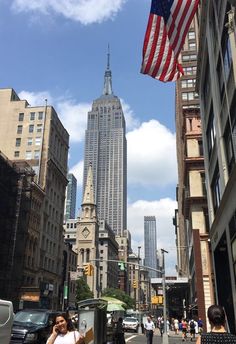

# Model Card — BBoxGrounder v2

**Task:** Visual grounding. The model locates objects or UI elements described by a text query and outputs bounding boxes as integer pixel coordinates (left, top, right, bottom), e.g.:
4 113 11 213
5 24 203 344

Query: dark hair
53 312 74 332
207 305 225 326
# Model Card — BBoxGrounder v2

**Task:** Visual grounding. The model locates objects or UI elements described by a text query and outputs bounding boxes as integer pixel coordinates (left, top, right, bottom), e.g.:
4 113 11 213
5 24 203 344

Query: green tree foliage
76 277 94 302
101 288 135 309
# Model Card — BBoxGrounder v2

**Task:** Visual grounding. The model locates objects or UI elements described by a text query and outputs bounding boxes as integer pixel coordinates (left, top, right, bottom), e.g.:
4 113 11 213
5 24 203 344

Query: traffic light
118 261 125 271
84 263 94 276
133 280 137 289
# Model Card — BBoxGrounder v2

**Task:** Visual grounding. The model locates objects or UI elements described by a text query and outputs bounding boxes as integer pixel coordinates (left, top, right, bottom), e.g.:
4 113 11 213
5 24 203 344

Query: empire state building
83 50 127 235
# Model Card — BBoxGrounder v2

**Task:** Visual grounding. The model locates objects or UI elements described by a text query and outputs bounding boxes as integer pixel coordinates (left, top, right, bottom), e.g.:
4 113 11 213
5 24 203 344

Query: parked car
0 299 14 344
10 309 59 343
122 317 139 333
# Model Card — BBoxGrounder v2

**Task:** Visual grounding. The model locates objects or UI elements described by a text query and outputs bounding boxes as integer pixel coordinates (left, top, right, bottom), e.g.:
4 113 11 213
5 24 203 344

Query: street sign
70 271 81 280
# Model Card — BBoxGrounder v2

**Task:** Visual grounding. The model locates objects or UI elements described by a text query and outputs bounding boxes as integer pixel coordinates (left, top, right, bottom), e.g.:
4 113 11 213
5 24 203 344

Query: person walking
198 317 203 335
174 318 179 335
196 305 236 344
181 318 188 341
144 315 155 344
189 318 196 341
46 313 84 344
115 317 125 344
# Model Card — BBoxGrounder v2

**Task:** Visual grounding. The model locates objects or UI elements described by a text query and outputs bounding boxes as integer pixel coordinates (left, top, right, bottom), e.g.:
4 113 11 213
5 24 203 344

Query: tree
101 288 135 309
76 277 94 302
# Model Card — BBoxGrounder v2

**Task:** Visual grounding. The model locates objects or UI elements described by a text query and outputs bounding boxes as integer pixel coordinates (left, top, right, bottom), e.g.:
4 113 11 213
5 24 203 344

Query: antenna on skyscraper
107 43 110 70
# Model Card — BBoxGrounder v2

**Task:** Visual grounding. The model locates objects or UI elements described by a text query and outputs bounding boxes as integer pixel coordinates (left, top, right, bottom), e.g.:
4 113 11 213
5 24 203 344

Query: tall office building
144 216 157 278
0 88 69 309
197 1 236 333
174 15 214 328
83 50 127 235
64 173 77 221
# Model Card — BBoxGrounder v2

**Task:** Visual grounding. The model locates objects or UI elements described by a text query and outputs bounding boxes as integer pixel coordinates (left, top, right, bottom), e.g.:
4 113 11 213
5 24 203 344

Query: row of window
15 136 41 147
182 92 199 101
14 150 40 159
17 124 43 134
18 111 44 121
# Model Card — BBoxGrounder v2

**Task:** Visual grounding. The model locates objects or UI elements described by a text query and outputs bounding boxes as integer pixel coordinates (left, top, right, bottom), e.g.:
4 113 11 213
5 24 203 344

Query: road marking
126 335 138 342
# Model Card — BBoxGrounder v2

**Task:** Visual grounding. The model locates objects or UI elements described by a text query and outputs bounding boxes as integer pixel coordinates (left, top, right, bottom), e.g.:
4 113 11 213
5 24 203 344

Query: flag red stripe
142 14 154 62
151 20 168 77
144 16 161 74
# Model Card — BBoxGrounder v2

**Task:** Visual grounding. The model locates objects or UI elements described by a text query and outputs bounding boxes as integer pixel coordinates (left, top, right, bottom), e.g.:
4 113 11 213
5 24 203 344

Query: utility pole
161 248 169 344
138 246 142 334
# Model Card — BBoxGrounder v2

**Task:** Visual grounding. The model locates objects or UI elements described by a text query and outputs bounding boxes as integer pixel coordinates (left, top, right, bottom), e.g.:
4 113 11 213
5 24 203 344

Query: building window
206 107 216 157
27 137 33 146
183 66 197 75
25 151 32 160
189 42 196 50
181 79 196 88
37 124 43 133
34 150 40 159
35 137 41 146
30 112 35 120
14 151 20 157
17 125 23 134
29 124 34 133
38 111 43 120
15 138 21 147
18 113 24 121
182 92 195 101
223 36 232 81
211 166 221 213
188 31 195 40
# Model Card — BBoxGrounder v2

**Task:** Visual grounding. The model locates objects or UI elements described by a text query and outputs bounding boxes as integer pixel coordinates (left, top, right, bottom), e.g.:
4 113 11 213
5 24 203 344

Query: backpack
190 321 195 329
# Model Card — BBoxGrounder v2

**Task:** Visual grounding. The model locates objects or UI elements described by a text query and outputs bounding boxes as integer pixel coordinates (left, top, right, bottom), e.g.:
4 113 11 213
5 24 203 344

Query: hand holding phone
53 325 59 335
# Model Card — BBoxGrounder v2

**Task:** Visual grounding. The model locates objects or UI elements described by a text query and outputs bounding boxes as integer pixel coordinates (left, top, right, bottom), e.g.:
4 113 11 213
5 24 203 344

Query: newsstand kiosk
77 298 108 344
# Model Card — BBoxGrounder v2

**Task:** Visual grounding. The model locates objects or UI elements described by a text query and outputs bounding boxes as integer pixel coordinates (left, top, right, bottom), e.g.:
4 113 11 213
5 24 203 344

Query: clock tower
76 163 99 296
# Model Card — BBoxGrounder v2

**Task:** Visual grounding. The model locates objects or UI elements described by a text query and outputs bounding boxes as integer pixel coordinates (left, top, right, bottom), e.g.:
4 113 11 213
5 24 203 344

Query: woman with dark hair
196 305 236 343
46 313 84 344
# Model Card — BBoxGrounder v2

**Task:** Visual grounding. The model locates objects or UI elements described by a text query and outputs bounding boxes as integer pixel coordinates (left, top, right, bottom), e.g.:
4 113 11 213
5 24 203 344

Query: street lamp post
161 249 169 344
138 246 142 334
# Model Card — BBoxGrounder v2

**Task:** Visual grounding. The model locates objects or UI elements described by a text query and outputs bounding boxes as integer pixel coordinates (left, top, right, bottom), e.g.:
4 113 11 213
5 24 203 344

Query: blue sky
0 0 178 273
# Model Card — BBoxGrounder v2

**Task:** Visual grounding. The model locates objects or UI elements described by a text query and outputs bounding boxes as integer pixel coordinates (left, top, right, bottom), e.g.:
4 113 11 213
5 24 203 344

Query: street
124 331 198 343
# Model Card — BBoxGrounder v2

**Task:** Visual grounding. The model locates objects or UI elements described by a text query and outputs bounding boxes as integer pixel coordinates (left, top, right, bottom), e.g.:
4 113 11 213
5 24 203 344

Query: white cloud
128 198 177 275
57 101 90 143
11 0 127 25
121 99 140 131
127 120 177 187
18 90 90 143
19 90 53 106
69 160 84 187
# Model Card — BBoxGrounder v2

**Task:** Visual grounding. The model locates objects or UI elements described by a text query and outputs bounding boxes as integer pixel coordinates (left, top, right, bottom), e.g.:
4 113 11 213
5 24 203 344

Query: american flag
141 0 199 82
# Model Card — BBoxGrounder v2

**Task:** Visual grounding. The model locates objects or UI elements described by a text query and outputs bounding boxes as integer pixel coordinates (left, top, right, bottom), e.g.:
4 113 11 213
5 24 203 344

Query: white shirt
46 330 81 344
144 320 155 331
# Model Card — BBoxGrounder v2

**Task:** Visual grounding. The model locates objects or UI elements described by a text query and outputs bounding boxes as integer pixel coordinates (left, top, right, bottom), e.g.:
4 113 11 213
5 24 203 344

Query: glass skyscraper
144 216 158 278
64 173 77 221
83 51 127 235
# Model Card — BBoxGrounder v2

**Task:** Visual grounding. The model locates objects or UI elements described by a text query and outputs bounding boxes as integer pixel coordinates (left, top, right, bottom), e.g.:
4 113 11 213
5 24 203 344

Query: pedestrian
144 315 155 344
198 317 203 335
174 318 179 335
159 317 164 337
115 317 125 344
196 305 236 344
181 318 188 341
189 318 196 341
46 313 84 344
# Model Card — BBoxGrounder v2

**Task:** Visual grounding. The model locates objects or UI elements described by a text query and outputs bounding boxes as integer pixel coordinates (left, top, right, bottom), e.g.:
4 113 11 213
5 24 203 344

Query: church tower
76 164 99 296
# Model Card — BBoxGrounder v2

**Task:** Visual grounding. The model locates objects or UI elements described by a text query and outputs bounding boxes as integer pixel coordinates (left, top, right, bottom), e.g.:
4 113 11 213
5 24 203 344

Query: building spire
82 163 95 205
103 44 113 96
